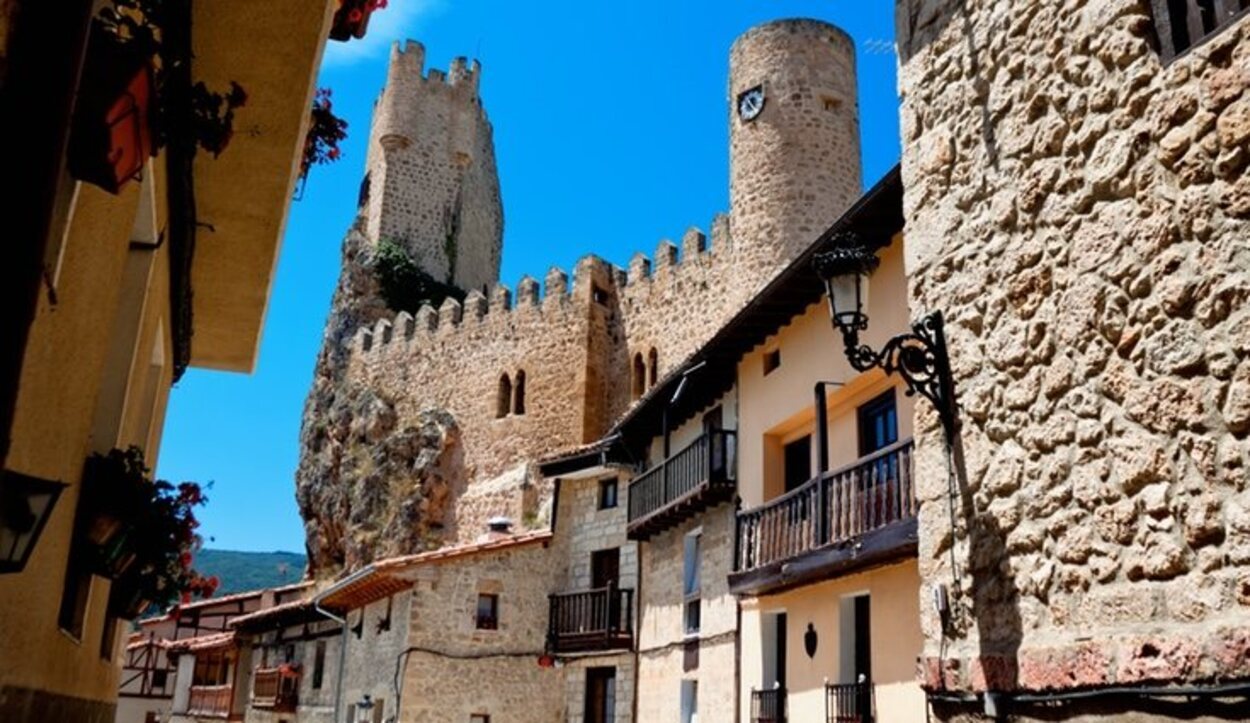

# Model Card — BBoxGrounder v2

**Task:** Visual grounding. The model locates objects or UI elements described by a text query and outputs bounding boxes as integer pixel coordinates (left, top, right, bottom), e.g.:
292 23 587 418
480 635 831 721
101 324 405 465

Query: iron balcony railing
547 584 634 653
187 684 232 718
251 667 299 711
751 687 787 723
736 439 915 573
627 429 736 537
826 680 874 723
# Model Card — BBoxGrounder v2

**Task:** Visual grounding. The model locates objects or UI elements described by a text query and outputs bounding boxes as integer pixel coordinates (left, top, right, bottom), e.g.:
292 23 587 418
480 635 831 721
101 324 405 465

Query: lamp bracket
842 311 957 439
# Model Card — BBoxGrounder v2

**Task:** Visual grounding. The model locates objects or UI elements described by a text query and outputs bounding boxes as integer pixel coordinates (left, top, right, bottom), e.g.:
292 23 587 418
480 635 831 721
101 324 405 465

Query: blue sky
157 1 901 554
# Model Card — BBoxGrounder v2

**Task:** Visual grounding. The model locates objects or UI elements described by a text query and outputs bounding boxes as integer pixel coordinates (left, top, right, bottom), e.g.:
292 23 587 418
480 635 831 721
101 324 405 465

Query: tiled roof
164 631 235 653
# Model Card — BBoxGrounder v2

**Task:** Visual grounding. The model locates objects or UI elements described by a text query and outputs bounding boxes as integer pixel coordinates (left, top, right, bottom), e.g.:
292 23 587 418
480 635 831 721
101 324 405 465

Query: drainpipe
314 565 376 723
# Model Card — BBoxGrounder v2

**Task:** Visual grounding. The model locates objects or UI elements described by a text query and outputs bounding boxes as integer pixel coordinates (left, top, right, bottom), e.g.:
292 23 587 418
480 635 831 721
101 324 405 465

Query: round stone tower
728 19 862 280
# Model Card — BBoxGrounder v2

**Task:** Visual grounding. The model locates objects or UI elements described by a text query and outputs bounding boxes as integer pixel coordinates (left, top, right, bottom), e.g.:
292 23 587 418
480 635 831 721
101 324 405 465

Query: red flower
348 8 363 23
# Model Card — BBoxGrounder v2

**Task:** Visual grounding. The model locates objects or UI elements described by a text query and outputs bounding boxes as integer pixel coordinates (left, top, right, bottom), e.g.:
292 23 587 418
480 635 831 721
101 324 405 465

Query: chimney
485 516 513 540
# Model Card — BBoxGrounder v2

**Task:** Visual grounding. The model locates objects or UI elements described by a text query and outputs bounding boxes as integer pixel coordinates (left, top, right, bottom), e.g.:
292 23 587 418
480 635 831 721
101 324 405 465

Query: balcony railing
251 667 299 711
547 584 634 653
751 687 787 723
736 439 915 575
627 429 736 540
187 684 232 718
826 681 874 723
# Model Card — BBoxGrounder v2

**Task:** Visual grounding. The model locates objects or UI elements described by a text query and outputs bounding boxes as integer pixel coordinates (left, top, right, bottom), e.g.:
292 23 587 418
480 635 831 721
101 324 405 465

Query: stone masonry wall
636 506 738 723
364 41 502 293
399 541 567 722
896 0 1250 698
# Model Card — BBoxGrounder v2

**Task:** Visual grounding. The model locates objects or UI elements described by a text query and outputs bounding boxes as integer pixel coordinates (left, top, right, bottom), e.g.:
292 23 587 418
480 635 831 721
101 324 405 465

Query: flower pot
68 27 154 194
330 0 383 41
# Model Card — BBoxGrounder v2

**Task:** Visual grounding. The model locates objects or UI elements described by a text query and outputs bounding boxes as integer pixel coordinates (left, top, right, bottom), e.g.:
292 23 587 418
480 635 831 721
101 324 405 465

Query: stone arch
496 373 511 418
648 347 659 389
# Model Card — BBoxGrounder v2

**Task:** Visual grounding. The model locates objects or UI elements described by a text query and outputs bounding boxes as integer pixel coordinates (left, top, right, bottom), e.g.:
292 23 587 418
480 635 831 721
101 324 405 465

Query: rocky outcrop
297 226 463 575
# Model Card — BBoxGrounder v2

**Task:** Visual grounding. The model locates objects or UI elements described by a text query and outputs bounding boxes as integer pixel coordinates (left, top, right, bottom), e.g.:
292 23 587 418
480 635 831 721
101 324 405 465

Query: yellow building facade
0 2 335 720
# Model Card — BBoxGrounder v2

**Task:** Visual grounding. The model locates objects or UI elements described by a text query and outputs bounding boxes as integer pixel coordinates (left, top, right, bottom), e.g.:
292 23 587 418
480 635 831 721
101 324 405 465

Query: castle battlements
352 213 742 360
385 40 482 96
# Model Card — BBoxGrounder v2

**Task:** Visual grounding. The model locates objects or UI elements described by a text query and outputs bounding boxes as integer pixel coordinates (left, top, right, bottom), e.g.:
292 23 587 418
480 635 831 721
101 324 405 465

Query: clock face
738 85 765 122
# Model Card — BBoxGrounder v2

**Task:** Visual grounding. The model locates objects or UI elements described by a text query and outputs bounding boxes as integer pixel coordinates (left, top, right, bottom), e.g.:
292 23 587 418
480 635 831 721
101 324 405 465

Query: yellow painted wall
736 236 913 508
739 560 926 722
0 171 175 708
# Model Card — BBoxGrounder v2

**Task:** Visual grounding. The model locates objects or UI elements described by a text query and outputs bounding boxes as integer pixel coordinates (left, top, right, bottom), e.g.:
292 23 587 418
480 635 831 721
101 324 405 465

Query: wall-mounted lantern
0 470 66 574
804 623 818 659
813 232 957 440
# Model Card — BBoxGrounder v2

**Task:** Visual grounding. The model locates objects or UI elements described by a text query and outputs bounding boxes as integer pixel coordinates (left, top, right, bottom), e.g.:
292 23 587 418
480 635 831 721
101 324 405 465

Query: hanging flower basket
330 0 387 42
68 26 155 194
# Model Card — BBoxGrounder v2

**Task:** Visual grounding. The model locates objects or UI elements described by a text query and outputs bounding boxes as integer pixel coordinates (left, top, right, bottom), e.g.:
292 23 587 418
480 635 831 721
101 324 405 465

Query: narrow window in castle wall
496 374 511 418
648 348 659 389
513 370 526 415
632 354 645 400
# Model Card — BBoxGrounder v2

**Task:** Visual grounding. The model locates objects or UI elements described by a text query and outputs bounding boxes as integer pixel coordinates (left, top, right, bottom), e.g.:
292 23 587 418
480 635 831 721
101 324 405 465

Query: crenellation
375 318 393 345
438 297 463 330
710 212 730 252
427 68 446 83
396 311 415 339
490 283 512 312
571 254 614 299
627 252 652 284
517 275 540 307
681 227 707 258
544 266 569 301
415 303 438 332
654 239 679 271
464 289 488 321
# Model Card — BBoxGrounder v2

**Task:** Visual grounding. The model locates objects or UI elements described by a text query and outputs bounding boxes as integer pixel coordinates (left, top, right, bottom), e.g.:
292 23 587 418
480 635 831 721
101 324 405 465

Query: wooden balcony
731 439 917 595
547 584 634 653
826 681 874 723
627 429 736 541
187 684 232 718
251 667 299 711
751 687 787 723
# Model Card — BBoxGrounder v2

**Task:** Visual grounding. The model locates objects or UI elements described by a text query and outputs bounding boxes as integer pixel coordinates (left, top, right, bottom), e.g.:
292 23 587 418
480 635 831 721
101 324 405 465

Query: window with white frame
680 679 698 723
683 530 701 635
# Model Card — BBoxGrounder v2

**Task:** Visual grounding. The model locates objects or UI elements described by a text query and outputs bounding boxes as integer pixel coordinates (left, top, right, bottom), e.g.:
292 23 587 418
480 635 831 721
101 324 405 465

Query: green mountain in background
193 549 307 596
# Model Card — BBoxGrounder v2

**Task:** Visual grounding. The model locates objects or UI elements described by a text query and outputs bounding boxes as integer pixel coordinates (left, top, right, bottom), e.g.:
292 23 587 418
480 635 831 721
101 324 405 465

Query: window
100 614 118 660
585 667 617 723
598 478 618 510
151 669 169 691
631 353 645 400
680 679 698 723
648 348 659 388
513 370 526 415
592 285 610 306
192 652 230 685
783 435 811 493
1153 0 1249 59
763 348 781 375
857 390 898 457
496 374 511 418
312 641 326 690
57 549 92 640
470 715 491 723
683 531 701 635
476 593 499 630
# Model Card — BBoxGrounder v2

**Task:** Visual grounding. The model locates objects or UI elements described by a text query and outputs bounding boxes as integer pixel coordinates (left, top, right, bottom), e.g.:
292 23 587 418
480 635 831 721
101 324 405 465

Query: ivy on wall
373 238 465 314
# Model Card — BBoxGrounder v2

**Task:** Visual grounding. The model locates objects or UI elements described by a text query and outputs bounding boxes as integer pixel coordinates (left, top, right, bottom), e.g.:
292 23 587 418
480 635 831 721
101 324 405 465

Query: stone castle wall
896 0 1250 699
363 41 502 292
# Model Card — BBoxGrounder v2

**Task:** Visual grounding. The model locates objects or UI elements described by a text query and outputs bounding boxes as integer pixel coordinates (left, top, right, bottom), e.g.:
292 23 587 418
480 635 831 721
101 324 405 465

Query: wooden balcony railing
187 684 232 718
736 439 915 574
547 584 634 653
251 666 299 711
627 429 736 540
751 687 787 723
826 681 874 723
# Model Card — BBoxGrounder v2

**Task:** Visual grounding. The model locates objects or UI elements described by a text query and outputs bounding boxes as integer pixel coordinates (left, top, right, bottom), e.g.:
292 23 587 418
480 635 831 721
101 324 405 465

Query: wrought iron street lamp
0 470 66 574
812 232 957 440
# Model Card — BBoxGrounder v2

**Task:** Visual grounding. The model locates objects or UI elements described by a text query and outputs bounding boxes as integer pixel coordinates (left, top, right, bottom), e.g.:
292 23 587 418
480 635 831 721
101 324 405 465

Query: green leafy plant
373 238 465 314
81 447 218 616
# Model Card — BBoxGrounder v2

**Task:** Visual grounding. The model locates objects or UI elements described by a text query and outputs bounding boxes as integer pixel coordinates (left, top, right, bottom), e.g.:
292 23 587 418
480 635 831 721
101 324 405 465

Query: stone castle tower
297 20 863 575
361 41 503 292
